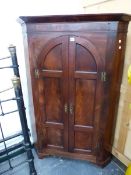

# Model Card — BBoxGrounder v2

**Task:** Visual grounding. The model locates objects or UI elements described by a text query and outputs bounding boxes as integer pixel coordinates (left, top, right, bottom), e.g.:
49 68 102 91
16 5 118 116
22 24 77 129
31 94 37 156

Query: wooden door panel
43 44 62 70
47 128 64 149
75 44 97 72
74 131 93 153
75 79 96 126
36 36 69 151
44 78 63 123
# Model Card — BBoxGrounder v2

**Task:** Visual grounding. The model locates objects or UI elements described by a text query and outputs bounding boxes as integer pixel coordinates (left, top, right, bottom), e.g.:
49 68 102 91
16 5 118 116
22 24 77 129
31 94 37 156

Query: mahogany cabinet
19 14 131 166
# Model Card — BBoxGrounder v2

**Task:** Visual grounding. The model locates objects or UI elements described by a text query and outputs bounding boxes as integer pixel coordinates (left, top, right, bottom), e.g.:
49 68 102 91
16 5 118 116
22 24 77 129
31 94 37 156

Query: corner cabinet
19 14 131 166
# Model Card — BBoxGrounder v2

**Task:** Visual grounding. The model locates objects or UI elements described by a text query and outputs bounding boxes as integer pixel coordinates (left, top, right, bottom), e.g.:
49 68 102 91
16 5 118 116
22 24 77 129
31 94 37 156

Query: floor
0 150 125 175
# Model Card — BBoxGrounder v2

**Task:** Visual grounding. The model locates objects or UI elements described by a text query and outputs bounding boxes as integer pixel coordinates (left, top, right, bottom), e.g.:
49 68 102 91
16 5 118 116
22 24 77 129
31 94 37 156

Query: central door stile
68 36 76 152
62 36 69 151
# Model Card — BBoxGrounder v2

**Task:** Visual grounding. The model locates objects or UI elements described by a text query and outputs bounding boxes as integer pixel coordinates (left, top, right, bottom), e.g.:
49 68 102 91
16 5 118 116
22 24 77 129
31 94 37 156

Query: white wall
0 0 84 145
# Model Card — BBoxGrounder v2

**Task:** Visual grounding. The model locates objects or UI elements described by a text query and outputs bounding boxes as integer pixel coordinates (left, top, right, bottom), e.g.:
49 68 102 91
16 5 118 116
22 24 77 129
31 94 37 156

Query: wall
0 0 84 146
83 0 131 166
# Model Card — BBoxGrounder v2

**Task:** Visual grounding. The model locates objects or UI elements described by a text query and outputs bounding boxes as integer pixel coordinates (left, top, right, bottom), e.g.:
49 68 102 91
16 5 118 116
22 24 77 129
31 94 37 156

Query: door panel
75 79 96 126
44 78 63 123
75 44 97 72
69 36 104 154
43 44 62 70
74 131 93 153
47 128 64 149
37 36 69 151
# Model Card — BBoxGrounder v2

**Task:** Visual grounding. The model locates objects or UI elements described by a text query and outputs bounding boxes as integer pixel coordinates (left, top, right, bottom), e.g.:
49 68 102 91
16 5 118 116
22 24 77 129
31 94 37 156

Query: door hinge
64 104 68 113
34 69 39 78
101 72 106 82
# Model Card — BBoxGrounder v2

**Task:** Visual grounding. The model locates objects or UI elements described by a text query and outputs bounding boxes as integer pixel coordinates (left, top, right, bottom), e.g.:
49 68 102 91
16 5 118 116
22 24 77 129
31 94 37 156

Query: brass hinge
101 72 106 82
34 69 39 78
64 104 68 113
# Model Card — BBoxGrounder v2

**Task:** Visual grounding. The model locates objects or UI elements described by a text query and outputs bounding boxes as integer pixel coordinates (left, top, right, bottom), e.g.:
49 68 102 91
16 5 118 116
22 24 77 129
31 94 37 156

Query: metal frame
0 45 37 175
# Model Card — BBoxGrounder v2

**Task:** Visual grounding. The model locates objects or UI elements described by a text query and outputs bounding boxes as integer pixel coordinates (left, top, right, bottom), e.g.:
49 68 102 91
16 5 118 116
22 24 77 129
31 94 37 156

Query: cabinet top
19 13 131 24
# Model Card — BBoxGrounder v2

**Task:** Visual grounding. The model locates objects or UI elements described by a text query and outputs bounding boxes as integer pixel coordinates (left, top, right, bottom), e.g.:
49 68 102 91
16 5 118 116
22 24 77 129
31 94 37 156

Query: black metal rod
0 97 22 103
0 109 18 116
8 45 37 175
0 158 31 175
0 142 23 157
0 167 12 175
0 56 10 61
0 123 13 169
0 87 13 94
0 65 19 69
0 132 22 144
0 100 4 116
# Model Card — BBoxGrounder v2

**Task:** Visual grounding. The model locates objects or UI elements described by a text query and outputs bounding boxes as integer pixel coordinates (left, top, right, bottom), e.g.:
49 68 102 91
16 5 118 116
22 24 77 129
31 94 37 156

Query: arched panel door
68 36 104 155
36 36 69 151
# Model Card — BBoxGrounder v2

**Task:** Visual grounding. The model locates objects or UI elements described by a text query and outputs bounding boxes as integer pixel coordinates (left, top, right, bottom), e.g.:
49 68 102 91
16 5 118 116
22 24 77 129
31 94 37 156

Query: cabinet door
68 36 104 155
36 36 69 151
